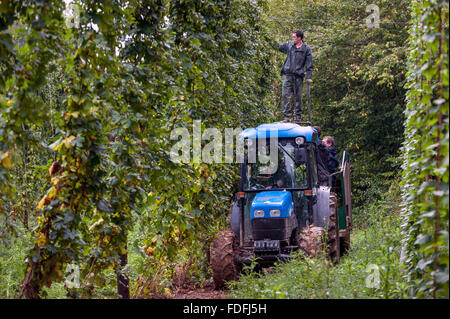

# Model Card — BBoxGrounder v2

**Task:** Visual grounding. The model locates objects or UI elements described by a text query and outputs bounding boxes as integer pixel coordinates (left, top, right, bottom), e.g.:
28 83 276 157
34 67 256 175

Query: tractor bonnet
250 191 294 219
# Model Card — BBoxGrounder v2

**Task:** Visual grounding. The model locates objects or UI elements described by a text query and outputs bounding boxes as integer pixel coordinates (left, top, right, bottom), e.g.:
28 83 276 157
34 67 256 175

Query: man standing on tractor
278 30 313 123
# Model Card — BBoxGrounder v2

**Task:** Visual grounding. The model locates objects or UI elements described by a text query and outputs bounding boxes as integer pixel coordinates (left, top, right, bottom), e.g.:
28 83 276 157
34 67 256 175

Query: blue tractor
210 122 352 289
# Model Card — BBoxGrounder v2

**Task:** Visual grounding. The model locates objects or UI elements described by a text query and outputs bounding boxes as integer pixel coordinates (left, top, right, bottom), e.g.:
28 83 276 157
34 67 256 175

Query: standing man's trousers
281 75 303 119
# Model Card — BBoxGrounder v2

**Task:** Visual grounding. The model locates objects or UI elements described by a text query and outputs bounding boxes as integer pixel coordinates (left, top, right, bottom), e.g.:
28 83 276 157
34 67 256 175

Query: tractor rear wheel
299 193 340 262
298 226 325 257
327 193 340 263
210 229 238 290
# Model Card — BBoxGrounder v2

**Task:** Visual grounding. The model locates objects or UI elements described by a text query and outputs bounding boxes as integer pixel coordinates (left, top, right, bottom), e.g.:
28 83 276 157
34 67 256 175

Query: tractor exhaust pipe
306 81 311 123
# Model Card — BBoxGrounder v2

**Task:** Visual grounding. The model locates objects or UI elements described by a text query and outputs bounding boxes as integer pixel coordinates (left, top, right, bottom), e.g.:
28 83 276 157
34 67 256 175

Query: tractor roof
240 122 318 143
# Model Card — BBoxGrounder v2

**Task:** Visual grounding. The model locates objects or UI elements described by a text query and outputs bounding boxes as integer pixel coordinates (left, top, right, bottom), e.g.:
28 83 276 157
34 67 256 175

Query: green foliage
1 0 276 298
127 0 277 295
401 0 448 299
1 0 66 193
0 0 446 300
0 223 30 298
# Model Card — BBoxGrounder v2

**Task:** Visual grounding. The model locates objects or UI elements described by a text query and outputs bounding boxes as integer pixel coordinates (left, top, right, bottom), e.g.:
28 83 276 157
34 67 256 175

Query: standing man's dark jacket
278 41 313 79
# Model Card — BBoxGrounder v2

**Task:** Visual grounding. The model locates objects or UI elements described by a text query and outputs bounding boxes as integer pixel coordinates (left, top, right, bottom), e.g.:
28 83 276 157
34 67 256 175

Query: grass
0 222 30 298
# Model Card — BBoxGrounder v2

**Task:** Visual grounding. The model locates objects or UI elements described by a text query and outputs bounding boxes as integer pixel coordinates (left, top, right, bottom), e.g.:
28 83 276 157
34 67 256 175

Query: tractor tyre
210 229 238 290
299 194 341 262
327 193 340 263
298 226 325 258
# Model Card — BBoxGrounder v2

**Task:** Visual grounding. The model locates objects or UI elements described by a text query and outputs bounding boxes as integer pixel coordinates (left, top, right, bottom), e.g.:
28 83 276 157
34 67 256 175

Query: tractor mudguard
314 186 332 227
230 200 240 236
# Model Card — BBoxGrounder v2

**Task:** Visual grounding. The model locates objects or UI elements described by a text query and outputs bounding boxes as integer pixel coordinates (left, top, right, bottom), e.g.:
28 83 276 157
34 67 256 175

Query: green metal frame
337 151 351 230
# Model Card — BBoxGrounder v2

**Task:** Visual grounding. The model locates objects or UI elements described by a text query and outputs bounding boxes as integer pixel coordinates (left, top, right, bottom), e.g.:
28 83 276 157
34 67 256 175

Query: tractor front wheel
210 229 238 290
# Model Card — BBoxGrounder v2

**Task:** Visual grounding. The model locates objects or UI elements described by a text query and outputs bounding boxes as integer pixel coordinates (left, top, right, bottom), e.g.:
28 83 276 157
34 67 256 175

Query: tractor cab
235 123 324 260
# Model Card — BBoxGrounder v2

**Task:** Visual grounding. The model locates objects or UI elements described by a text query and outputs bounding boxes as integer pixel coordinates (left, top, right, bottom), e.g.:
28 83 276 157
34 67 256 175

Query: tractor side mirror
294 147 307 166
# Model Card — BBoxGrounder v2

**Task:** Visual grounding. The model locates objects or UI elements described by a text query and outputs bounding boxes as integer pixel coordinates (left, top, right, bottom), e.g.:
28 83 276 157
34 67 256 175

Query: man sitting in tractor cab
323 136 339 186
262 158 290 189
247 146 297 190
323 136 339 174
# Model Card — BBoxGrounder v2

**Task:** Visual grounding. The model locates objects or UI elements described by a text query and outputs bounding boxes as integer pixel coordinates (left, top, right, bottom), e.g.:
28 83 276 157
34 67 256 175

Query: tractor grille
251 218 289 241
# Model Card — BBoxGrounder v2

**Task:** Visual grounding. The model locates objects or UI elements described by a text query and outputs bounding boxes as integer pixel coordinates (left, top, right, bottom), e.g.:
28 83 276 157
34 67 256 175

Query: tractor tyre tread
327 193 340 263
299 226 325 258
210 229 238 290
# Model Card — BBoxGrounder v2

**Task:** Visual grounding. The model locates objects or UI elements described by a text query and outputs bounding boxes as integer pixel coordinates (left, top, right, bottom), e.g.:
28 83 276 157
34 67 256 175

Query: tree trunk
117 247 129 299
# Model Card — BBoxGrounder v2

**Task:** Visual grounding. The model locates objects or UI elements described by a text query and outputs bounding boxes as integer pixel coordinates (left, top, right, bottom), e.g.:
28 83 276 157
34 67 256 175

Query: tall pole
306 81 311 123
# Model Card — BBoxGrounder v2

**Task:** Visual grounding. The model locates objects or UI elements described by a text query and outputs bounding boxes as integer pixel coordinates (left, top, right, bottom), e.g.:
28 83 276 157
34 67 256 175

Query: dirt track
171 282 229 299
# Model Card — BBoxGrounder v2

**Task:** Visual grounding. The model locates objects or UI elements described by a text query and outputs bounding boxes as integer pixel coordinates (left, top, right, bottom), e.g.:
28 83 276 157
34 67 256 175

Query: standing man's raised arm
278 41 290 54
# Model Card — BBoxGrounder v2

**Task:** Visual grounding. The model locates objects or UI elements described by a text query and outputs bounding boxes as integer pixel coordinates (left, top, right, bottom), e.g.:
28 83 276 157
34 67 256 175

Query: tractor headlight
269 209 280 217
254 210 264 218
295 137 305 145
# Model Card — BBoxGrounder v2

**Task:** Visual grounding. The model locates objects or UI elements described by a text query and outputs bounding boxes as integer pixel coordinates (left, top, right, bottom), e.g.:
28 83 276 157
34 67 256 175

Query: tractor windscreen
244 142 307 190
